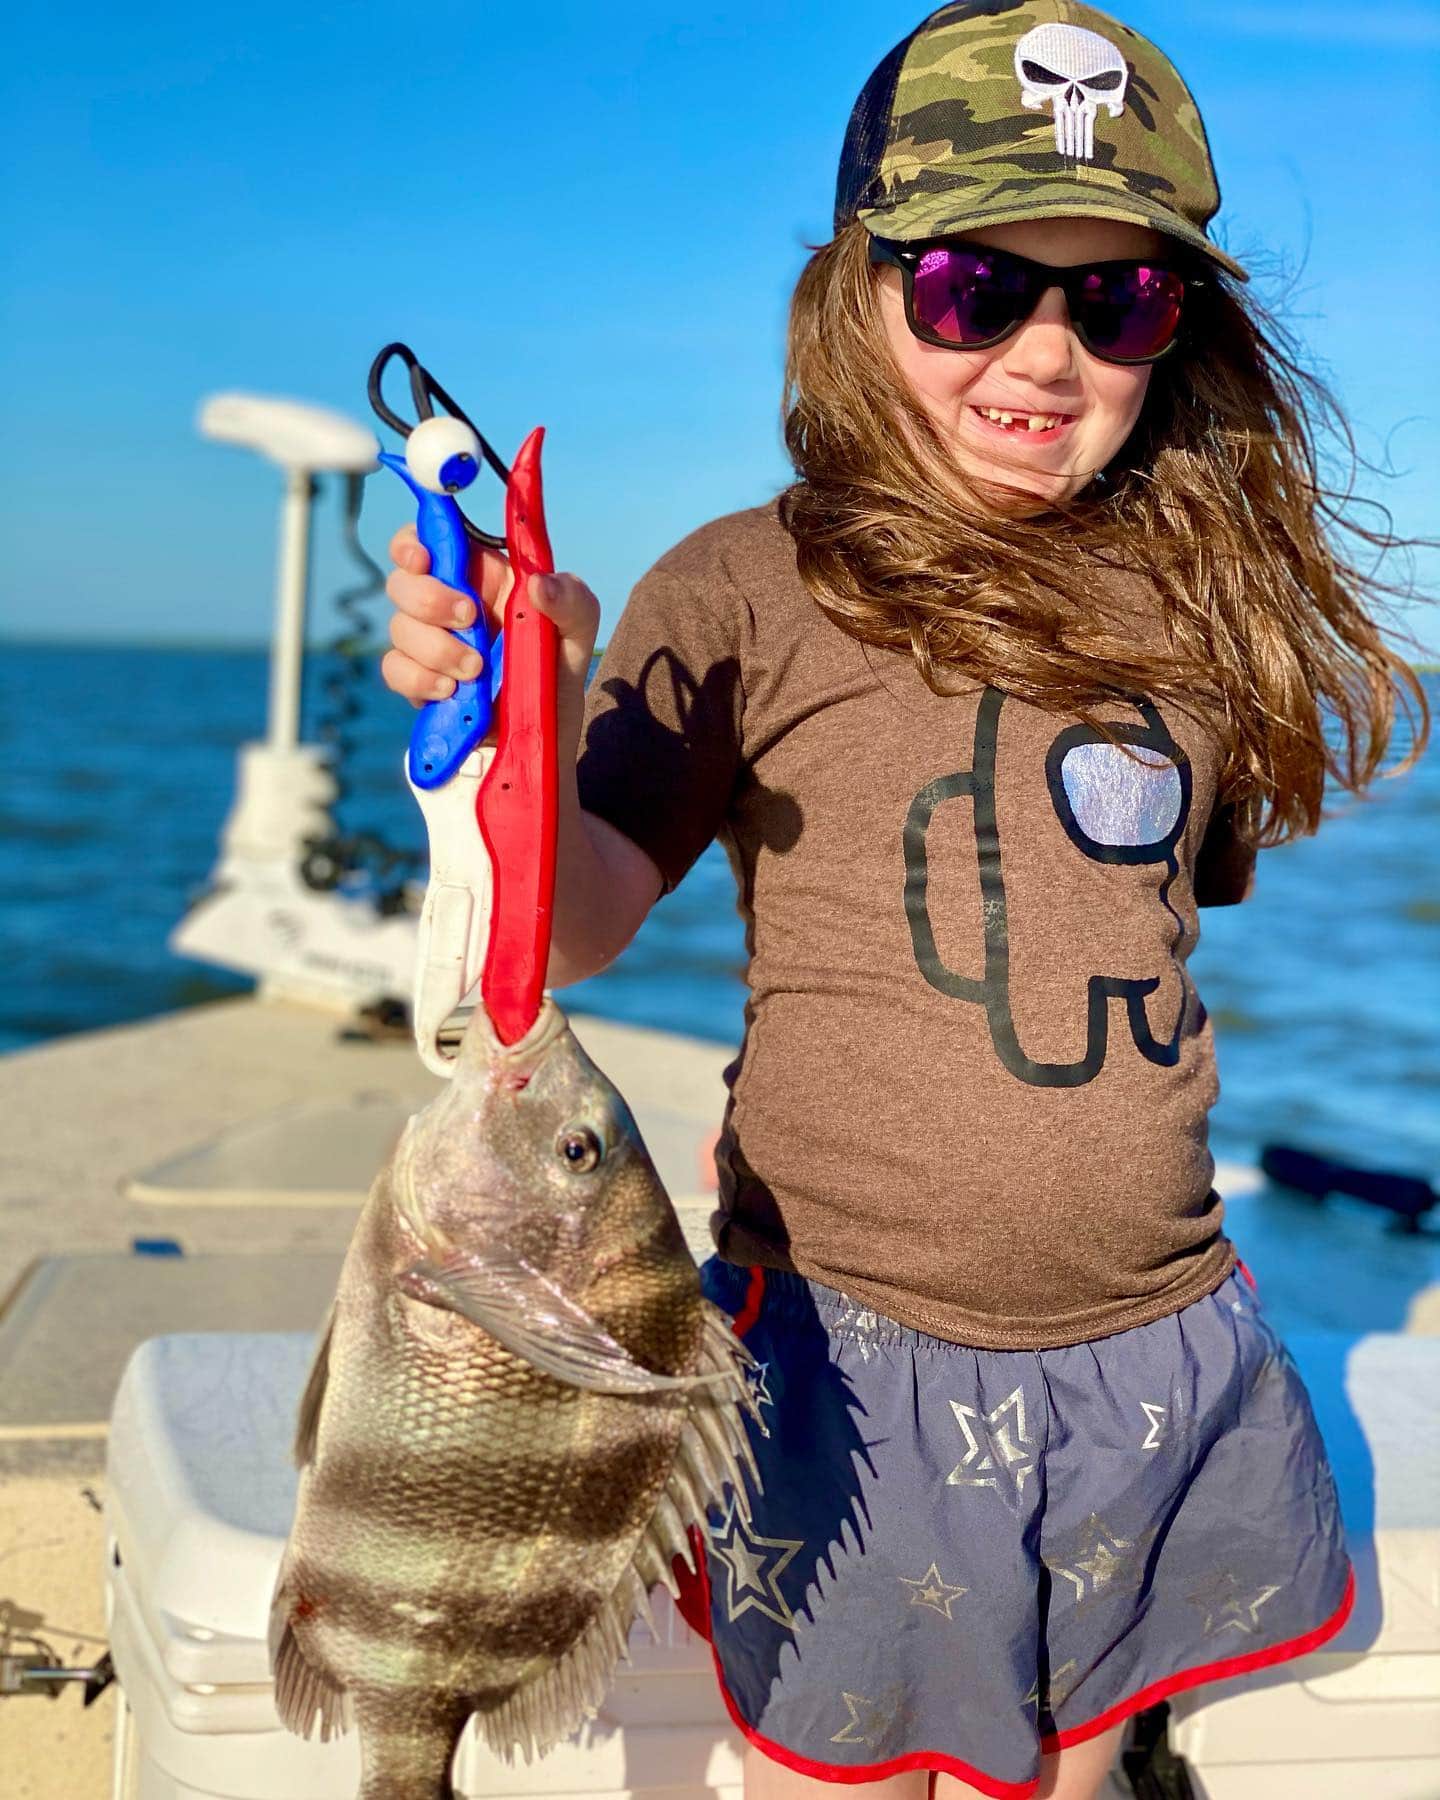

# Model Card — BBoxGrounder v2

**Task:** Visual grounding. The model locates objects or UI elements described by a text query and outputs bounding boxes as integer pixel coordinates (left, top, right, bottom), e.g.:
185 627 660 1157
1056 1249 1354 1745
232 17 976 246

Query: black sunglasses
869 237 1205 366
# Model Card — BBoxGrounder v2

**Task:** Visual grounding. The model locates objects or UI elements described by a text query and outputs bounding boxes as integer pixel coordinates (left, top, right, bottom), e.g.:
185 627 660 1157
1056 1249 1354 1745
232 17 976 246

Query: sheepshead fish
268 998 760 1798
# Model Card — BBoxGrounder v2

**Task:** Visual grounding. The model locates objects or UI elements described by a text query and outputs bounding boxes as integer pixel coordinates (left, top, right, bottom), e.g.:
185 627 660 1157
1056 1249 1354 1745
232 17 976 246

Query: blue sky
3 0 1437 655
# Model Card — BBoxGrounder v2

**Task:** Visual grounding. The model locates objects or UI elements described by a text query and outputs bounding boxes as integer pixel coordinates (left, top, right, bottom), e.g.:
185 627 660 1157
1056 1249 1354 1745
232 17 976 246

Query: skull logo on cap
1014 22 1129 161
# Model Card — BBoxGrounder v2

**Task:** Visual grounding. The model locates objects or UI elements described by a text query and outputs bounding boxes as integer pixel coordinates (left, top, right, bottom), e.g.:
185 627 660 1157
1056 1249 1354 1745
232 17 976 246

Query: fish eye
405 416 481 495
555 1126 603 1174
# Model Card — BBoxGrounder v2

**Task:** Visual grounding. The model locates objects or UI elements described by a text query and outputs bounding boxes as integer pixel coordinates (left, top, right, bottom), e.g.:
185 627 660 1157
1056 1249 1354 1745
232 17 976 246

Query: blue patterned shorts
676 1256 1354 1798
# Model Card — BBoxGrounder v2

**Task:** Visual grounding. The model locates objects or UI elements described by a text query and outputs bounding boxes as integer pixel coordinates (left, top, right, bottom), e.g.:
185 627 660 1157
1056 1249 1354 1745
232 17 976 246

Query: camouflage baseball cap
835 0 1247 280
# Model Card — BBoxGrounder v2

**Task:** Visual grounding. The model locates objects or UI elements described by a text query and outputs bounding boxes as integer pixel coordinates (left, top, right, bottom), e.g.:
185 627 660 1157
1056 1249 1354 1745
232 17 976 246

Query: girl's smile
966 405 1075 442
876 215 1161 508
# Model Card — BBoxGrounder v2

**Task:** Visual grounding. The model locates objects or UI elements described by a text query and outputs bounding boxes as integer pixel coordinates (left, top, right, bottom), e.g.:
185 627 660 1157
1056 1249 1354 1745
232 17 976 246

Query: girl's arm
548 799 664 988
1194 802 1258 907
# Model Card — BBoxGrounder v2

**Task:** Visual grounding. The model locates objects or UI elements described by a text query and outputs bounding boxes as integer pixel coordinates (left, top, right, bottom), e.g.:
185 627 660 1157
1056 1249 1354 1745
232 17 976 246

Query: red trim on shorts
686 1523 1039 1797
1039 1561 1357 1752
684 1532 1356 1790
732 1265 767 1338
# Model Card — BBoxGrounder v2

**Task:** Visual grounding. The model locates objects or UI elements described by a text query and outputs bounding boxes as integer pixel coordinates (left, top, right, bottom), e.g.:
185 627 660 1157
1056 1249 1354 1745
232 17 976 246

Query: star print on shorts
1185 1568 1283 1637
707 1496 805 1628
830 1683 915 1749
946 1384 1036 1497
1049 1513 1155 1614
898 1560 969 1620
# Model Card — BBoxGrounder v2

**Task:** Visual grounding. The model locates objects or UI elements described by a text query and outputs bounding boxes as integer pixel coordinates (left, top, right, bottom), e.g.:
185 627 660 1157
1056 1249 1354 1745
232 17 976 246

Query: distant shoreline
0 636 385 656
3 638 1438 676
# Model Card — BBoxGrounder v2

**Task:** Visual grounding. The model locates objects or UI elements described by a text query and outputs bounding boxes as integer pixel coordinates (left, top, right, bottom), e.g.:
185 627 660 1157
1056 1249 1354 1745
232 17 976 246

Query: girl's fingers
468 542 515 612
526 572 600 668
386 566 482 631
390 610 485 684
388 521 510 613
526 573 601 757
381 648 455 706
388 523 428 575
382 548 600 742
386 555 509 638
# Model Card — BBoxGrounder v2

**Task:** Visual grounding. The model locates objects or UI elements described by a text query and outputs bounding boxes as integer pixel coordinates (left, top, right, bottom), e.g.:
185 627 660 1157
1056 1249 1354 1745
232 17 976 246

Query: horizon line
3 634 1438 677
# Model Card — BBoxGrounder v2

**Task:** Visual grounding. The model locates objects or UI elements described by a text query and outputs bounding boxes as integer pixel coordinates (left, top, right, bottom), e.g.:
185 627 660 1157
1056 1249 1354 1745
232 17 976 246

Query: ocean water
1 644 1435 1181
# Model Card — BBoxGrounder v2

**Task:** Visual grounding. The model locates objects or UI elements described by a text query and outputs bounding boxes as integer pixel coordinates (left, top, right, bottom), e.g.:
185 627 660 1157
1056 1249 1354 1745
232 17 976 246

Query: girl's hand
381 524 601 757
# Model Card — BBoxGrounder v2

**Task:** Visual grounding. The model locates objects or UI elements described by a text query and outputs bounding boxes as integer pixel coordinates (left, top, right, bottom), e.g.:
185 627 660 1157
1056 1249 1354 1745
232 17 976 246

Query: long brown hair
780 221 1431 846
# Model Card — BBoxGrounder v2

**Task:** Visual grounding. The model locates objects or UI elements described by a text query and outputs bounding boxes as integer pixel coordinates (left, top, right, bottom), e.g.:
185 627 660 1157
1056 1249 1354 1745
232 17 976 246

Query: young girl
381 6 1428 1796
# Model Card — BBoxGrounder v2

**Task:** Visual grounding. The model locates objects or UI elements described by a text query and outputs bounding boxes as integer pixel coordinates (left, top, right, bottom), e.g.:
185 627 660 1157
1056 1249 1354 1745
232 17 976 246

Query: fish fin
399 1249 729 1397
692 1297 768 1480
293 1305 336 1468
267 1580 352 1742
626 1299 766 1576
473 1307 764 1762
473 1568 635 1764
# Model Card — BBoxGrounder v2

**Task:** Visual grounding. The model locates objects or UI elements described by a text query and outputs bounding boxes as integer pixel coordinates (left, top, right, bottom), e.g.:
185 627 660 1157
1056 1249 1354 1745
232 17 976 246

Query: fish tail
354 1688 472 1800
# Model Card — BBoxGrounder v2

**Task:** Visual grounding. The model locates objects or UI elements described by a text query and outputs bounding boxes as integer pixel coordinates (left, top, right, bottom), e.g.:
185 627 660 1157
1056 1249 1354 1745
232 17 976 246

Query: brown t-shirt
576 498 1255 1349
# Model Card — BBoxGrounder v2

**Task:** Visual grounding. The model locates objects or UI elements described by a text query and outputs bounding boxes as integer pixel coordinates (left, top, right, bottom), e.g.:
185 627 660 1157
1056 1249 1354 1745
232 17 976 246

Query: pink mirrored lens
1075 264 1184 359
911 247 1032 344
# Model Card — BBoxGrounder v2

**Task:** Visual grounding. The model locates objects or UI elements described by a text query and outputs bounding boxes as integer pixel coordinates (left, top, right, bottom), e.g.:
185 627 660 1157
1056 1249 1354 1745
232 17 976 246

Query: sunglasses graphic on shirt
903 688 1194 1087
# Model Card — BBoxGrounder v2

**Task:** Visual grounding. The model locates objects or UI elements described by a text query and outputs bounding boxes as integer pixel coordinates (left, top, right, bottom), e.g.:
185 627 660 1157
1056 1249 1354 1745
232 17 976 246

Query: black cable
300 472 424 911
366 341 508 548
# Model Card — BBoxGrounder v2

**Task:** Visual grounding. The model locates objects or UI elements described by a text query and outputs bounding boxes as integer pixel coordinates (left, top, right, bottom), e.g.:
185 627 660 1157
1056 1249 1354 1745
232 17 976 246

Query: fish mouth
469 995 569 1084
385 1001 576 1272
486 1000 572 1065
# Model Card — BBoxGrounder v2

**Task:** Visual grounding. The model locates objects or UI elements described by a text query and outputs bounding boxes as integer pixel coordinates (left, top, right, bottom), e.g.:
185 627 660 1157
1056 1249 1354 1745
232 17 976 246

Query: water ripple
0 645 1434 1179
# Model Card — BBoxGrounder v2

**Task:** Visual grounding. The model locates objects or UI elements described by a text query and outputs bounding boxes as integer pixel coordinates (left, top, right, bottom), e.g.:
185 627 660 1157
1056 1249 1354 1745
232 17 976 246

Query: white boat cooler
104 1333 743 1800
104 1329 1440 1800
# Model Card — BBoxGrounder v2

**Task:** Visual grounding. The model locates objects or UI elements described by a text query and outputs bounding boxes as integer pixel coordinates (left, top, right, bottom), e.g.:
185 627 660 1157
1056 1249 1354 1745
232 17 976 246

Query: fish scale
269 999 763 1796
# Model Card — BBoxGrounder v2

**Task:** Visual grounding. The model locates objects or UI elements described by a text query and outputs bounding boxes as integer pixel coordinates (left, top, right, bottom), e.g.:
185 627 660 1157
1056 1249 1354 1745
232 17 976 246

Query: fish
268 997 762 1798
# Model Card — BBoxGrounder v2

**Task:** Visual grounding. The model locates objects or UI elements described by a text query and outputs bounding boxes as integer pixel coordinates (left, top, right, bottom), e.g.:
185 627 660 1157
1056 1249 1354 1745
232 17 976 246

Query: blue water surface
1 645 1434 1180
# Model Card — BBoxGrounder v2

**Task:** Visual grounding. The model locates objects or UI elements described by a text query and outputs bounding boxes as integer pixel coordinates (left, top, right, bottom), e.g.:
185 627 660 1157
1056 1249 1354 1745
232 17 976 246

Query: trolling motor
172 393 423 1014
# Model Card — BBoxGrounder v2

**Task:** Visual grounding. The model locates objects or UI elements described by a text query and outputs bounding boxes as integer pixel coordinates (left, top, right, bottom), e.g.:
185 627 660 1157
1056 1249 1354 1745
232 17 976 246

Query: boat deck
2 995 1436 1797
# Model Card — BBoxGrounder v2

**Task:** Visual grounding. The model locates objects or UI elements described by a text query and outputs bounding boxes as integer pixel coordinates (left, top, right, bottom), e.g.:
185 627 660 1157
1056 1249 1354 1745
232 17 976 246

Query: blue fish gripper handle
378 450 495 789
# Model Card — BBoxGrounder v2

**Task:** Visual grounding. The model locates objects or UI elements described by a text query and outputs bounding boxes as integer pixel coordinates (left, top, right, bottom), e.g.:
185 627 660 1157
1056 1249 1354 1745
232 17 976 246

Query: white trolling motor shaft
198 393 379 754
